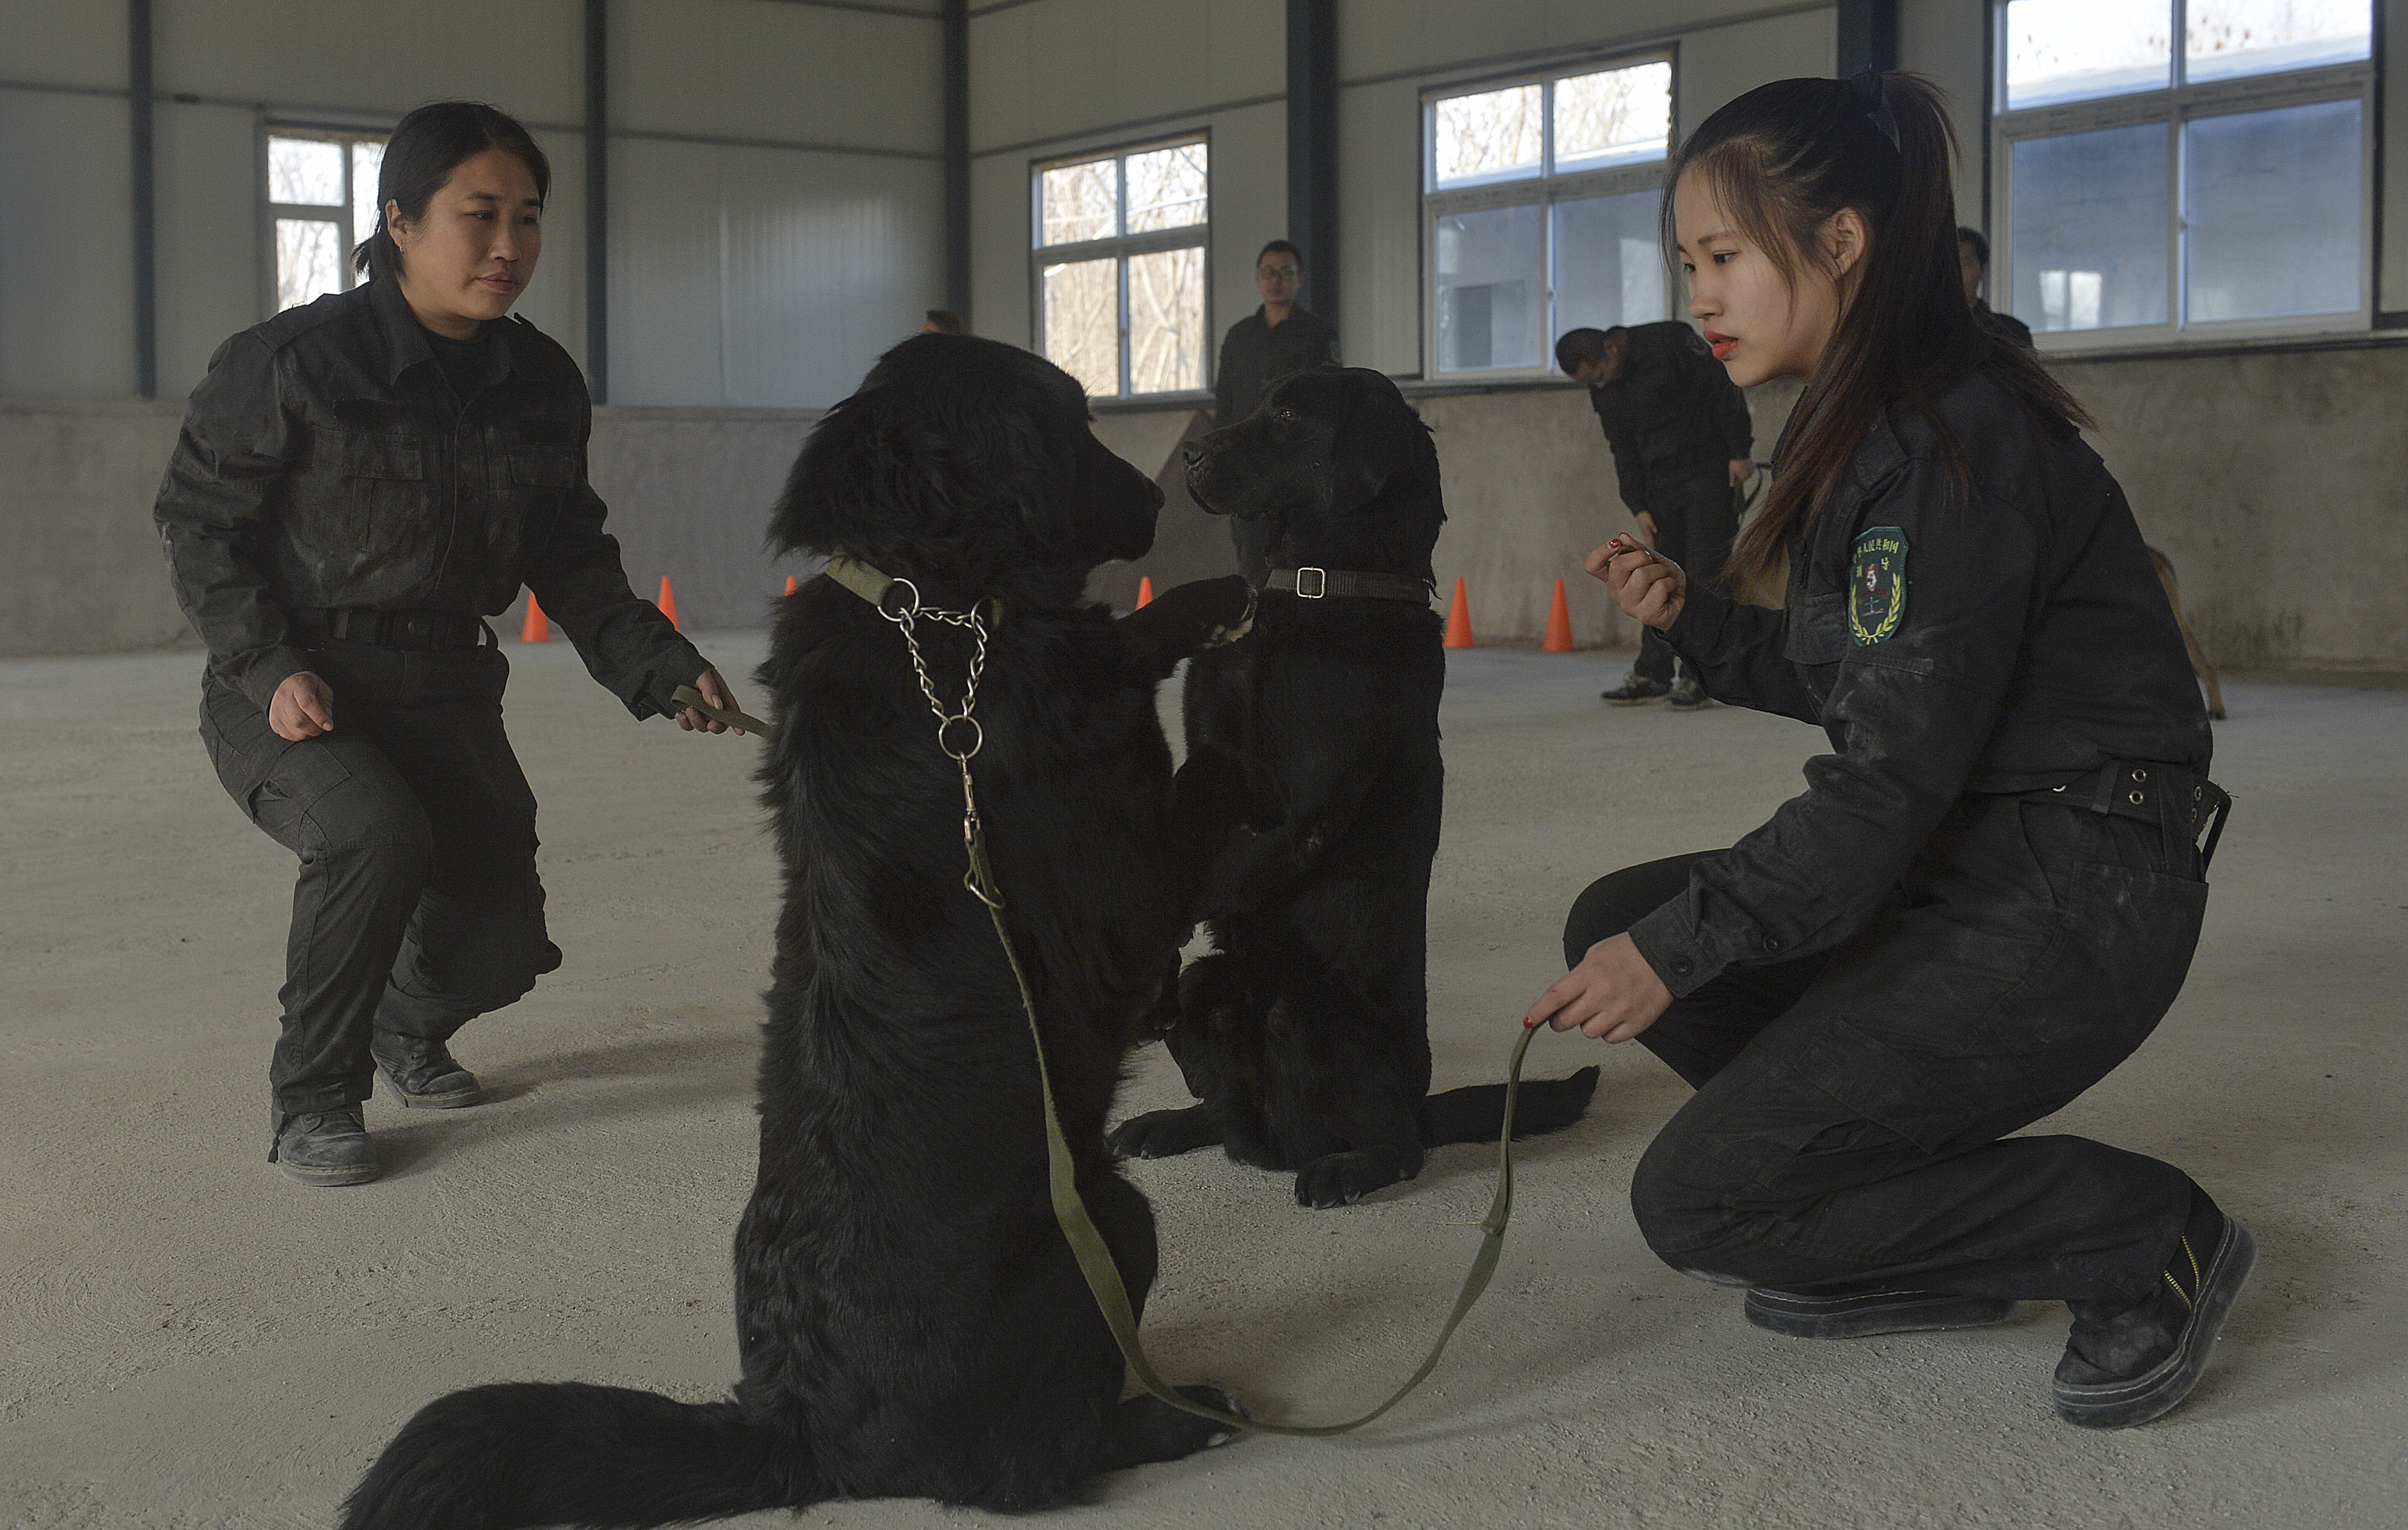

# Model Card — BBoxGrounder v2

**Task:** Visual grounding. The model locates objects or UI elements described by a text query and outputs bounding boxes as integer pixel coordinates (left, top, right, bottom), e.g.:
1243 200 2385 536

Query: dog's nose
1180 440 1206 468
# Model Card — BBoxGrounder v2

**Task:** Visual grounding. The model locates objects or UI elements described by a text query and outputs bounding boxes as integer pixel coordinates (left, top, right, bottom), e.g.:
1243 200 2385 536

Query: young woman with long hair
1524 73 2248 1429
155 102 746 1186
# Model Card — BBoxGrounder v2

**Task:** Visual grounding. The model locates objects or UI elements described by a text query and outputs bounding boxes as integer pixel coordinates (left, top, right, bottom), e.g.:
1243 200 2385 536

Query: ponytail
1666 72 2089 590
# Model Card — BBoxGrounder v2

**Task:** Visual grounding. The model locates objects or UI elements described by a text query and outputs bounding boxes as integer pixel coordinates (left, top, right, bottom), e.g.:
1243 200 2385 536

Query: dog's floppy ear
1326 370 1426 514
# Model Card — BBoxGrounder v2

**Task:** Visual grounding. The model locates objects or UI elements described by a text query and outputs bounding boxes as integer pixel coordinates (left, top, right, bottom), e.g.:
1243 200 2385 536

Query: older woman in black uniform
1527 74 2250 1430
156 103 745 1187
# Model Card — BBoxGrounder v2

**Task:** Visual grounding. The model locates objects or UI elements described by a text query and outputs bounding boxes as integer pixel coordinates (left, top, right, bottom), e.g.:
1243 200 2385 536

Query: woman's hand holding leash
676 669 743 734
1524 933 1673 1044
1586 534 1687 631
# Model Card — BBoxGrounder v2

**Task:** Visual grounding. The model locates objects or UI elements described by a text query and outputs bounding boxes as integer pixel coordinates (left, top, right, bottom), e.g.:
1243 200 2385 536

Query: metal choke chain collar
874 576 1000 910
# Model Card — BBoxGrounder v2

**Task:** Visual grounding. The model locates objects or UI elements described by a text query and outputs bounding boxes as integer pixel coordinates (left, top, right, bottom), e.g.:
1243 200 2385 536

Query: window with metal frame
266 128 387 315
1030 137 1210 399
1421 55 1675 378
1990 0 2373 348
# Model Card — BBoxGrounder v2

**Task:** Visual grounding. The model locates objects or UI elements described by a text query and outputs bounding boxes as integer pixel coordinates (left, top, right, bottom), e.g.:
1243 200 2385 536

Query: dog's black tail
1417 1066 1600 1147
339 1381 823 1530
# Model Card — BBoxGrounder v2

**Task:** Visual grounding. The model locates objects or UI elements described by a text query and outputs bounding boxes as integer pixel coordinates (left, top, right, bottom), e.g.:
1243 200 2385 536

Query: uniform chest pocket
323 427 430 551
1784 590 1849 666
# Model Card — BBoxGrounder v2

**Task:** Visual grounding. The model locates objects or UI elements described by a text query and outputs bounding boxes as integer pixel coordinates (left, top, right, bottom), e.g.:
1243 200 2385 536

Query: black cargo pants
199 637 560 1135
1564 792 2208 1308
1631 473 1741 687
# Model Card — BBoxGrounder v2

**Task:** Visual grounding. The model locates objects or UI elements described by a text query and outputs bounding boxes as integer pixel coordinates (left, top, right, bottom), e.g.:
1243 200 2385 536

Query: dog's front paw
1294 1148 1420 1209
1103 1386 1249 1468
1108 1105 1222 1160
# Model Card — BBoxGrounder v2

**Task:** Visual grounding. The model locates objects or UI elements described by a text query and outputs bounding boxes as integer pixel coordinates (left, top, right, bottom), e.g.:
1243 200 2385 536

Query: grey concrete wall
0 400 818 659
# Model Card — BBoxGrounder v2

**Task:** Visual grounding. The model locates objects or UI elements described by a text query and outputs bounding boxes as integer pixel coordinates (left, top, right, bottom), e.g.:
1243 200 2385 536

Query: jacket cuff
232 645 314 715
1663 580 1733 660
1626 899 1722 1000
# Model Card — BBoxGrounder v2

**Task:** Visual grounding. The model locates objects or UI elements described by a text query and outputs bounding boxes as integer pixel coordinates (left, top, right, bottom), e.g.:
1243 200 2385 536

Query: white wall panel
969 149 1030 346
612 138 939 408
157 0 583 122
1335 78 1421 375
1208 101 1288 345
153 103 260 399
1898 0 1986 228
0 91 136 399
2384 0 2408 313
0 5 125 89
969 0 1283 156
616 0 940 153
1677 8 1836 141
1338 0 1798 84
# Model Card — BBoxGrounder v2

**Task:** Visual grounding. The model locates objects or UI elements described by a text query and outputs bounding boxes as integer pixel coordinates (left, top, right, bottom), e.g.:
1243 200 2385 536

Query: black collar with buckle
1263 566 1434 606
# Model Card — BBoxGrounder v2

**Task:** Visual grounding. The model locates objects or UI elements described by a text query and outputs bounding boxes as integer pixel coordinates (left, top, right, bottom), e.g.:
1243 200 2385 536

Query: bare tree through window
1032 138 1209 398
266 130 386 314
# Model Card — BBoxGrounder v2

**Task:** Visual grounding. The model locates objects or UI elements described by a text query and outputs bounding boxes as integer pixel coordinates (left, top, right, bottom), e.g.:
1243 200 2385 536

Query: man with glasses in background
1214 240 1339 582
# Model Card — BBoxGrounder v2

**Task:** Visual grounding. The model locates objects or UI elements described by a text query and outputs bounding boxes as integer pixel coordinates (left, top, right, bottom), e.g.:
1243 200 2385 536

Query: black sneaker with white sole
371 1032 486 1109
2053 1194 2255 1429
1601 675 1670 705
273 1106 379 1186
1666 677 1713 710
1745 1285 2017 1340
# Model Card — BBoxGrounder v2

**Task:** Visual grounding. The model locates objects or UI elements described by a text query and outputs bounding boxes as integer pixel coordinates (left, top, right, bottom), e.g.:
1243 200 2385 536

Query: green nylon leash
670 685 773 736
804 556 1541 1436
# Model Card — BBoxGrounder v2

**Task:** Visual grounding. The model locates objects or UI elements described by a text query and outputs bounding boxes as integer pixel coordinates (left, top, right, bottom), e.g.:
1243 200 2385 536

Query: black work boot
2053 1190 2255 1428
273 1106 379 1186
1745 1285 2016 1339
1666 676 1713 710
1601 674 1670 705
371 1031 485 1109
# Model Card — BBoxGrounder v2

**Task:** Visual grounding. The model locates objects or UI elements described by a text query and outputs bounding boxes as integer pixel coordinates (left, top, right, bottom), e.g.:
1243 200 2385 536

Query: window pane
269 136 342 206
1553 61 1672 171
1433 84 1543 187
1435 203 1543 370
1551 191 1666 338
1127 247 1206 393
1042 257 1120 395
1040 159 1117 246
1126 143 1207 234
2007 124 2170 332
275 218 344 311
351 140 385 245
2187 0 2369 83
2186 99 2361 322
2004 0 2171 109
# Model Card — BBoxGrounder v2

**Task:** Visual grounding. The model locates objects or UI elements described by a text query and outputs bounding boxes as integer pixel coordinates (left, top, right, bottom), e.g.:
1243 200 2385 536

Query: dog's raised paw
1105 1386 1249 1466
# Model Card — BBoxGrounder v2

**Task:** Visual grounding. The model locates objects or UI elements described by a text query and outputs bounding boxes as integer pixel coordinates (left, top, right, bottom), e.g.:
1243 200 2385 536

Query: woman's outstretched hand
1524 933 1674 1044
676 669 741 734
1584 535 1687 631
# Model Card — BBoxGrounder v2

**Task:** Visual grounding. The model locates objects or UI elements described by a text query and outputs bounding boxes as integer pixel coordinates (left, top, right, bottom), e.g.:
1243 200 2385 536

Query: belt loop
2087 761 2115 816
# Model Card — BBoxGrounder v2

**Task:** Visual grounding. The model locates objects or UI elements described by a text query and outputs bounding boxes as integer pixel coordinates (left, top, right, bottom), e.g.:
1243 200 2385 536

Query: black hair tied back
1849 69 1901 152
352 101 552 282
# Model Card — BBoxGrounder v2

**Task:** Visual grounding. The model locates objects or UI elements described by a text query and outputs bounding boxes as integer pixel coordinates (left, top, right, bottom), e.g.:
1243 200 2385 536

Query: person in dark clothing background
1556 322 1754 708
1214 239 1338 581
154 102 745 1188
1957 225 2035 350
1532 72 2249 1432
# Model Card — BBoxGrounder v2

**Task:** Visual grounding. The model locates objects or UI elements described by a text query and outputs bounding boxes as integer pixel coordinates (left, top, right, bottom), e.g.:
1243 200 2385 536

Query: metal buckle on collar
1294 566 1328 599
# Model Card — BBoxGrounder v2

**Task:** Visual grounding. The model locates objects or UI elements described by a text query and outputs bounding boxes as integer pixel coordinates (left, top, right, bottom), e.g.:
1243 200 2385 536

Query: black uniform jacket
154 278 704 718
1588 320 1754 515
1628 367 2211 999
1213 304 1338 427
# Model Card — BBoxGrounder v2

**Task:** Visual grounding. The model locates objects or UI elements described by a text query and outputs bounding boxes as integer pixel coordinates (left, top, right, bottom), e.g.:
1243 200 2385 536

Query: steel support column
943 0 971 322
131 0 157 398
1836 0 1899 77
1285 0 1338 329
585 0 610 401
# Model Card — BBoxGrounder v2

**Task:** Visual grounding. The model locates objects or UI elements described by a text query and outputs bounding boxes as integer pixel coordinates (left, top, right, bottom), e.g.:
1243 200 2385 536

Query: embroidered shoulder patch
1849 526 1908 646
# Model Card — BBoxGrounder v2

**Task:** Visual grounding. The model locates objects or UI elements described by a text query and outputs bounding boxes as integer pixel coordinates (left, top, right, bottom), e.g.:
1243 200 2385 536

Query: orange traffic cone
1136 575 1155 609
784 574 798 597
1543 578 1575 653
1443 577 1475 650
521 591 550 644
657 575 679 631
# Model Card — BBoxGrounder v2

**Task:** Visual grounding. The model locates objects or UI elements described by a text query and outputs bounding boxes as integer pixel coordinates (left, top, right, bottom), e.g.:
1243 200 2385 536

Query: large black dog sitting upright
341 336 1271 1528
1111 369 1598 1208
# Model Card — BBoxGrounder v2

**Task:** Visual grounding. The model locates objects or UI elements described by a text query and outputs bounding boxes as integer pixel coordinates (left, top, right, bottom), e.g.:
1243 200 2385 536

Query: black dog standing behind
1112 369 1599 1208
342 337 1274 1528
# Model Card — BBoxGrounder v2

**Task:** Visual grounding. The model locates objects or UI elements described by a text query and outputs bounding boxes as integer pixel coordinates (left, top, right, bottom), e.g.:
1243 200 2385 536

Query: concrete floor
4 634 2403 1530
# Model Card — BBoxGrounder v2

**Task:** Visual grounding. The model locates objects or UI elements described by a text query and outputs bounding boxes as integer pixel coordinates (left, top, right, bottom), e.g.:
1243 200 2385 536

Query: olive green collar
824 553 1005 625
